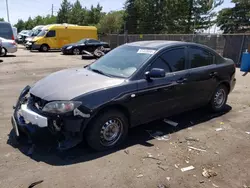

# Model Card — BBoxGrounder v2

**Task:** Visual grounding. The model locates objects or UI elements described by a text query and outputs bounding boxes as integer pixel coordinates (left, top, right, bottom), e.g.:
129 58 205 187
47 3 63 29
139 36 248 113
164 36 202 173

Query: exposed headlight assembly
66 46 72 50
42 101 82 114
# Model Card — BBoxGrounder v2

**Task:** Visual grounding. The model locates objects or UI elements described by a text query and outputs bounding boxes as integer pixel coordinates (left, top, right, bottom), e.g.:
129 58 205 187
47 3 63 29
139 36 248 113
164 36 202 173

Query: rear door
187 46 218 107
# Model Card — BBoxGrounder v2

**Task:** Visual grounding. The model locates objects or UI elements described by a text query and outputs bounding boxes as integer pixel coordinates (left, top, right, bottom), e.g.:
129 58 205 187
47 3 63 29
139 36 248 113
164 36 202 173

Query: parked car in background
61 38 111 55
0 22 15 40
12 41 236 151
0 37 17 56
30 24 98 52
17 30 31 44
25 25 45 49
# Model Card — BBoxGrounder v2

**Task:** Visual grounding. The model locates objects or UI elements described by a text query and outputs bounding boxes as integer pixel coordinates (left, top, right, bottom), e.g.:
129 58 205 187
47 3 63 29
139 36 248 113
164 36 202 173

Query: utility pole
5 0 10 22
52 4 54 16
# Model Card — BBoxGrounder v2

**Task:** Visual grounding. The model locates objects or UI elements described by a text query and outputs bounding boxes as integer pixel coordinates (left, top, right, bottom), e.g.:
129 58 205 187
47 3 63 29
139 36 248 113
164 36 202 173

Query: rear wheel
209 85 228 112
1 48 7 57
40 44 49 52
85 110 129 151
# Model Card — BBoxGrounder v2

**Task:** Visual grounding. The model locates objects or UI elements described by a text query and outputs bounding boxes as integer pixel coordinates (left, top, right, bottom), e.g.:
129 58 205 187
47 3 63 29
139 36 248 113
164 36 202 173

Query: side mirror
145 68 165 80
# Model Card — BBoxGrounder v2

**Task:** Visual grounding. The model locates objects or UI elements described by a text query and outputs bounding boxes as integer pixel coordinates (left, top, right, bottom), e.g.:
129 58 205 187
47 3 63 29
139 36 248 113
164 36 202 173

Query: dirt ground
0 48 249 188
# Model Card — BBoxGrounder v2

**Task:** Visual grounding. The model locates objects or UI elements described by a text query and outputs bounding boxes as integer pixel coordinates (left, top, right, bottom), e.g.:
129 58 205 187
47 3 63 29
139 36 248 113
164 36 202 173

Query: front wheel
40 44 49 52
209 85 228 112
85 110 129 151
73 48 80 55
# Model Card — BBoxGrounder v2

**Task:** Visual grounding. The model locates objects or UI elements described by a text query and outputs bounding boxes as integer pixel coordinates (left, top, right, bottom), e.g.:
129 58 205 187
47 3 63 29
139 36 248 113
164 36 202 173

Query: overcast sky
0 0 234 25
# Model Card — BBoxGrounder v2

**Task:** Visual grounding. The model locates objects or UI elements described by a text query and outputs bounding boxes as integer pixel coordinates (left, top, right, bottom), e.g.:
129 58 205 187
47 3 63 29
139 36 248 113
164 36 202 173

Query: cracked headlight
42 101 82 114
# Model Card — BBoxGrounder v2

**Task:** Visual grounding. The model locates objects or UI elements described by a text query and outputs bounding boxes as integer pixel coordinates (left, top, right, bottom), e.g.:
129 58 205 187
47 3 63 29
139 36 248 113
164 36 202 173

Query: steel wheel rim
73 48 80 55
100 118 123 147
214 89 226 108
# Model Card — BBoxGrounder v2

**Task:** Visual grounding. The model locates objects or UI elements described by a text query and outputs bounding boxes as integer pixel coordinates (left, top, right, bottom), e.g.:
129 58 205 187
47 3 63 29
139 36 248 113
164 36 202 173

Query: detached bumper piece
12 86 86 151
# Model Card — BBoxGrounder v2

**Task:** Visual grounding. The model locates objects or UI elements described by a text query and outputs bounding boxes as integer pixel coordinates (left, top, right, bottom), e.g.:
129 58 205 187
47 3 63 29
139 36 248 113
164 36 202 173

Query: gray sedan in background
0 37 17 56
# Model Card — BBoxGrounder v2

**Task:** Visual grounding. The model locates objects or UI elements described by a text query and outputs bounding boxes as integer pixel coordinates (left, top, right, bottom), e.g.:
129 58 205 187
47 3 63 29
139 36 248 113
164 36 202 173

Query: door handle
209 72 218 77
176 78 188 84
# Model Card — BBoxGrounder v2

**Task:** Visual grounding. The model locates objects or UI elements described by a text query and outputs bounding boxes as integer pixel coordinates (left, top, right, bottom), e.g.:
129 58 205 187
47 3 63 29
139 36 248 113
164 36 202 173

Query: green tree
33 16 44 25
25 17 35 30
14 19 25 31
57 0 72 23
98 11 124 34
43 15 57 25
124 0 139 34
69 0 85 25
217 0 250 33
87 3 103 25
0 18 4 21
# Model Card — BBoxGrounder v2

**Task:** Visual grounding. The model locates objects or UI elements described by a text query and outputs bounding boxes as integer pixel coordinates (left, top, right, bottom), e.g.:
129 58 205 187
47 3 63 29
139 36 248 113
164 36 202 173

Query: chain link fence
100 34 249 65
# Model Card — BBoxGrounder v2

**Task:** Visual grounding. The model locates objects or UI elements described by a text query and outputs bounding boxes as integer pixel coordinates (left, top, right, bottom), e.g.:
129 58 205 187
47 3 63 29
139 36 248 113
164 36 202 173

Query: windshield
89 45 156 78
77 39 86 44
37 29 47 37
32 29 42 36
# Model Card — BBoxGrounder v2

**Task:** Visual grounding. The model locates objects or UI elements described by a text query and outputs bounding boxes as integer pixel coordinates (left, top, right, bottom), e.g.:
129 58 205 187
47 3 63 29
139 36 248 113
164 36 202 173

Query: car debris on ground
181 165 195 172
136 174 143 178
215 128 224 132
146 130 171 141
157 184 168 188
28 180 44 188
163 119 178 127
202 168 217 178
124 149 129 154
188 146 207 152
246 132 250 135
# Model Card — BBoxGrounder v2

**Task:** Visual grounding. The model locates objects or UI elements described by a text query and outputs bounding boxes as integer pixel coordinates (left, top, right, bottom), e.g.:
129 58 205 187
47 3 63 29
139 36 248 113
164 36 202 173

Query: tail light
12 35 15 40
12 41 16 45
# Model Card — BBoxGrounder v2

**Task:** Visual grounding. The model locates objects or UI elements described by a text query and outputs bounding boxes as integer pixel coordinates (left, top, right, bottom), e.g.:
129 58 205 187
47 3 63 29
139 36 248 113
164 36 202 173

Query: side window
161 48 185 72
46 30 56 38
189 47 214 68
88 39 99 44
149 57 171 73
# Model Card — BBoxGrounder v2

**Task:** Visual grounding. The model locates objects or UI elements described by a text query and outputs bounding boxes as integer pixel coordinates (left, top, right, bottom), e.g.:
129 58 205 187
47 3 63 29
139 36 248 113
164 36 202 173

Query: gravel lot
0 49 249 188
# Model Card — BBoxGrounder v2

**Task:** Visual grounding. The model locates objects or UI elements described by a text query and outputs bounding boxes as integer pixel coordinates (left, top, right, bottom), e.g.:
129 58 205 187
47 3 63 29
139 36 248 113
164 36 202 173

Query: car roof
126 40 205 50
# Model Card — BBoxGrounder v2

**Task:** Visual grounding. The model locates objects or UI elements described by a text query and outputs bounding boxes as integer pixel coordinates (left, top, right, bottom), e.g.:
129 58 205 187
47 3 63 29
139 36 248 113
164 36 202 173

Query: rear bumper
6 46 17 53
230 78 236 93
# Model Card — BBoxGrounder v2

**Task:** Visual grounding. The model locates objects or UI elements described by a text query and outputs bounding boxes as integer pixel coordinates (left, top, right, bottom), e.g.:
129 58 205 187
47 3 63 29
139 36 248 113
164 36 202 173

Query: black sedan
61 39 111 55
12 41 236 151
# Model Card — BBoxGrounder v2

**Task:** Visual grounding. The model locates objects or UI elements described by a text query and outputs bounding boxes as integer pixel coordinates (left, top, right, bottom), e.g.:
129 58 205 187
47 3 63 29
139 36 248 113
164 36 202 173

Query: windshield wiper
90 68 109 76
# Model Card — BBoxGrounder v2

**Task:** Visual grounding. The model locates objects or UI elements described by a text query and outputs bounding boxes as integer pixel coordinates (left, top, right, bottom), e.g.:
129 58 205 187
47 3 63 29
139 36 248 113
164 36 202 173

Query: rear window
0 22 13 40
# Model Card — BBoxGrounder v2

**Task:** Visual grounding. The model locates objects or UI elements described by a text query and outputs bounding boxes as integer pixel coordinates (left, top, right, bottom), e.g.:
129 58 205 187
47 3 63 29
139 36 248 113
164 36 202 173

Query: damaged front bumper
11 86 90 150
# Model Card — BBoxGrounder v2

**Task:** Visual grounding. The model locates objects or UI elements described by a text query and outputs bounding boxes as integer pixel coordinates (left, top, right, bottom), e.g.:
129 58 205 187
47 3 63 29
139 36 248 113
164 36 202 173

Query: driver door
133 47 190 124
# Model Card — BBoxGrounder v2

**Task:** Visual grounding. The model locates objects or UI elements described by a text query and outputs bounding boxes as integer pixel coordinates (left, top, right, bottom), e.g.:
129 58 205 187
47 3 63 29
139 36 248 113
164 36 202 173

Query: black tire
1 48 7 57
85 110 129 151
40 44 49 52
209 84 228 112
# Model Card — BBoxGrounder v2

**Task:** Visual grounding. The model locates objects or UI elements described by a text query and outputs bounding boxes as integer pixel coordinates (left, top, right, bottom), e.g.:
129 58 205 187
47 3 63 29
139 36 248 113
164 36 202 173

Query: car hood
30 68 125 101
32 36 43 41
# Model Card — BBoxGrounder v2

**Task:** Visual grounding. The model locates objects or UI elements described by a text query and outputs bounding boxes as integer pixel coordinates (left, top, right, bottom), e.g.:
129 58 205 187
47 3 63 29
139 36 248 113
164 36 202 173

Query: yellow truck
29 24 98 52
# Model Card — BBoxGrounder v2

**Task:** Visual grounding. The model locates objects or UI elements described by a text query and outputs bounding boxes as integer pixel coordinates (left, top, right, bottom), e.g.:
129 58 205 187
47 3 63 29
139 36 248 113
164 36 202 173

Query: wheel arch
218 81 230 93
82 104 131 133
